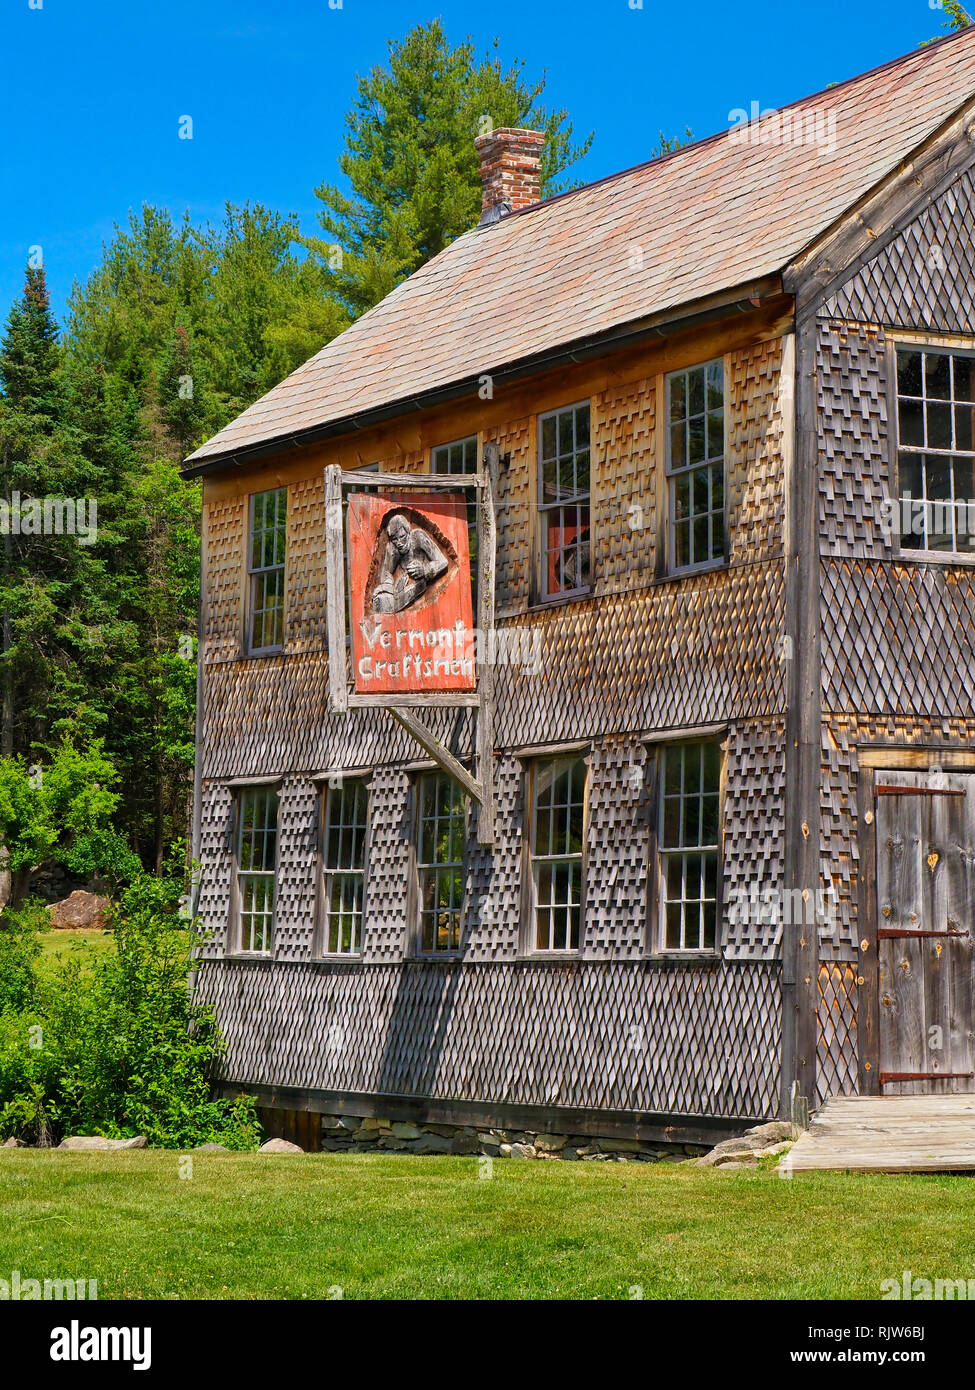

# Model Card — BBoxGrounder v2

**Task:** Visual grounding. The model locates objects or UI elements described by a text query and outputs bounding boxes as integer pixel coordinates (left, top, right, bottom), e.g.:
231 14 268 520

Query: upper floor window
321 778 369 956
528 755 587 952
236 786 279 953
416 771 467 955
432 436 477 474
538 402 591 599
895 346 975 554
247 487 287 653
666 361 725 571
432 436 478 602
658 740 721 952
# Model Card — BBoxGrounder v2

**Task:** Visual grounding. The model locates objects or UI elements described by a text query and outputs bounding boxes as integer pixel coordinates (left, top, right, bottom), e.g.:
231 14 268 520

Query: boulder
412 1133 451 1154
47 891 111 931
390 1122 423 1141
533 1133 568 1153
193 1143 229 1152
743 1120 795 1145
509 1143 536 1159
58 1135 147 1151
2 1137 26 1148
258 1138 304 1154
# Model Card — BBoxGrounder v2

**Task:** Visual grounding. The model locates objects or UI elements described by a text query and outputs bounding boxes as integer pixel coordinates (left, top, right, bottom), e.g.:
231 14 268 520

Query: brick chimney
474 127 545 224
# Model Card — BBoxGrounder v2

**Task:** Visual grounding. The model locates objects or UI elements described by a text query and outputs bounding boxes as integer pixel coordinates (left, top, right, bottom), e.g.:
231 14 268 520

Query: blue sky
0 0 955 322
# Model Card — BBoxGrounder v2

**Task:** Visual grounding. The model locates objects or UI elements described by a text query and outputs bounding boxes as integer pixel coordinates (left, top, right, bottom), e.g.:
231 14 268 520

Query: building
183 29 975 1155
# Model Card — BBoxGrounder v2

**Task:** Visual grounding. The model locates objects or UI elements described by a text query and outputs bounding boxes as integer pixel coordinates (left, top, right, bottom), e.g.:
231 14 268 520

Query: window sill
894 549 975 567
222 951 273 963
515 951 582 963
645 950 722 965
655 558 728 584
525 590 592 614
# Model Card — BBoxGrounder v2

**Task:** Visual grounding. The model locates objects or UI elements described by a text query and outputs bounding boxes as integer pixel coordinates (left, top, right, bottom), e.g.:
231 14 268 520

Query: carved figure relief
371 512 450 614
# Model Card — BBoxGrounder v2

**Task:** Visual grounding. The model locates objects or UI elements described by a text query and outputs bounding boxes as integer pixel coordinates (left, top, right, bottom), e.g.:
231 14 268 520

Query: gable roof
186 27 975 474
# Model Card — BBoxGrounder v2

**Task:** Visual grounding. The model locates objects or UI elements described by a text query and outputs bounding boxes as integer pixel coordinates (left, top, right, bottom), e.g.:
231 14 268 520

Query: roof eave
181 273 788 479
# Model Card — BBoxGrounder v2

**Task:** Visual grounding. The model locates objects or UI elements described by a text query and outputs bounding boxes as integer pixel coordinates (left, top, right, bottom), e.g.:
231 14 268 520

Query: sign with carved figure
347 491 476 696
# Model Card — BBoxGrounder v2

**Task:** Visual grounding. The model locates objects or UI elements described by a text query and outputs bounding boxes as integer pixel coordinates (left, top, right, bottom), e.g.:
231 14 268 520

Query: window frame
664 359 727 576
521 751 590 956
431 435 479 607
316 776 372 959
232 783 280 956
411 768 469 959
889 334 975 564
652 737 724 957
245 486 288 656
536 400 592 604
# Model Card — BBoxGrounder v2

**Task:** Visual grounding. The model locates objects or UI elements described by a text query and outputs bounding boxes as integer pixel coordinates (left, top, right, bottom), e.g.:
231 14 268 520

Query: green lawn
0 1150 972 1299
36 929 112 965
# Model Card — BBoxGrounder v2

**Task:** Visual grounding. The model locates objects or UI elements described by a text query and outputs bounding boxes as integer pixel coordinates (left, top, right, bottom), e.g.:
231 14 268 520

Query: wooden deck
782 1094 975 1174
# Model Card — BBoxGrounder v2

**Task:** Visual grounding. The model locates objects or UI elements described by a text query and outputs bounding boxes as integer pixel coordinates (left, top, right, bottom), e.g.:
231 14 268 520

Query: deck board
781 1095 975 1173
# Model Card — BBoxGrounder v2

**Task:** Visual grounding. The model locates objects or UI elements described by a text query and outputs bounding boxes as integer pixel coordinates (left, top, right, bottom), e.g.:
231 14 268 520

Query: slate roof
186 27 975 471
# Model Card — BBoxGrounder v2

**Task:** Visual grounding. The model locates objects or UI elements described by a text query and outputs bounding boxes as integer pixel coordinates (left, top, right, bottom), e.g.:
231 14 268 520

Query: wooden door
875 770 975 1095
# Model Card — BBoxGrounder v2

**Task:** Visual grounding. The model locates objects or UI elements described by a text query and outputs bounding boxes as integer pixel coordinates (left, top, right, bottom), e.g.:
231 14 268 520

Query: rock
533 1133 568 1153
321 1115 357 1133
391 1122 423 1141
743 1120 795 1145
2 1137 26 1147
596 1137 642 1154
58 1135 147 1151
499 1143 513 1157
449 1132 479 1155
509 1143 536 1159
412 1133 450 1154
751 1142 792 1159
193 1143 228 1152
47 890 112 931
258 1138 304 1154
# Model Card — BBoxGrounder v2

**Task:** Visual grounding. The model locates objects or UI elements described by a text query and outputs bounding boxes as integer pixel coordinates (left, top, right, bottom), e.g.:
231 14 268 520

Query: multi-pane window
538 402 591 598
666 361 725 570
432 436 477 474
416 773 467 955
658 741 721 952
236 787 278 953
530 756 586 952
896 346 975 553
322 779 369 955
432 436 478 602
248 487 287 652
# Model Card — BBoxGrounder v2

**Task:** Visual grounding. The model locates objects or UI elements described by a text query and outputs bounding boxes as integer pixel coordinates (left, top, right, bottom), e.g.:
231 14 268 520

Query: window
666 361 725 570
432 436 477 474
658 741 721 952
432 436 478 603
236 787 279 953
416 772 467 954
895 346 975 553
321 779 369 955
538 402 591 598
529 755 586 952
247 487 287 652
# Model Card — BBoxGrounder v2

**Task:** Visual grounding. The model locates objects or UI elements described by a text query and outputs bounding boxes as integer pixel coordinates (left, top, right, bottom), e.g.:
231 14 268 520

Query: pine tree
0 264 60 423
300 20 593 316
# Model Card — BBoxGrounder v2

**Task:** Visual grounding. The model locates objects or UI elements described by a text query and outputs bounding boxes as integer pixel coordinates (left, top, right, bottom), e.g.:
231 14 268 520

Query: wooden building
182 31 975 1153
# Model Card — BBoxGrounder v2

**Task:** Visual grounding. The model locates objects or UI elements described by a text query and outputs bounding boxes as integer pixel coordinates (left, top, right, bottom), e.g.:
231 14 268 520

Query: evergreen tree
300 20 593 315
0 264 60 423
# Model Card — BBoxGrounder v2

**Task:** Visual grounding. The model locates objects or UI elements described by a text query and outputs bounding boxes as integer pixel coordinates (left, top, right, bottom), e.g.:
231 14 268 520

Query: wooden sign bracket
323 446 498 845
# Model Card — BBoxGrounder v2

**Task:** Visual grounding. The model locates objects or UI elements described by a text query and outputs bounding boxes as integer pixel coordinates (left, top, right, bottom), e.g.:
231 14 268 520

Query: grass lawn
1 1150 973 1299
36 929 112 965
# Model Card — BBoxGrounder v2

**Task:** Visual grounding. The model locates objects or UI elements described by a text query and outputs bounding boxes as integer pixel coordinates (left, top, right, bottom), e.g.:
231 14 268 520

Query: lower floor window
237 786 279 952
658 740 721 951
530 755 586 952
322 778 369 955
417 772 467 954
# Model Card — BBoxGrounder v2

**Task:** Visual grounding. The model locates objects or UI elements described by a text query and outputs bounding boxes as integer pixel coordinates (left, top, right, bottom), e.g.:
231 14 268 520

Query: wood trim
217 1082 761 1146
640 722 729 746
781 324 819 1115
511 738 593 760
856 746 975 770
856 764 880 1096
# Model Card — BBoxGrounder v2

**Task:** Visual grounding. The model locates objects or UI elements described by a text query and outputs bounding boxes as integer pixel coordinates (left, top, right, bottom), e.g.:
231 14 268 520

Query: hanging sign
347 490 476 696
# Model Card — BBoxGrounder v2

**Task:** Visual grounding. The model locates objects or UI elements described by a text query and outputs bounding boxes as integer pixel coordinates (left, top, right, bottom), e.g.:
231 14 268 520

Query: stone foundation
314 1113 707 1162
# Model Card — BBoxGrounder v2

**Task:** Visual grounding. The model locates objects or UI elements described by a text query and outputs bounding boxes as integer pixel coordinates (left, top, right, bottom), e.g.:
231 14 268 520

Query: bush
0 900 45 1014
0 871 261 1149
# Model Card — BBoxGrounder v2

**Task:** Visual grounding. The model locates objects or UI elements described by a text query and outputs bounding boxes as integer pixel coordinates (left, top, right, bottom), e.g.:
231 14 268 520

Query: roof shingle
187 28 975 469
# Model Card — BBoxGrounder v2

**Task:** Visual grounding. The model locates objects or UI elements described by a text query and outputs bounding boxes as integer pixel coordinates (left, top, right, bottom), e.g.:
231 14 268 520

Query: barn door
875 770 975 1094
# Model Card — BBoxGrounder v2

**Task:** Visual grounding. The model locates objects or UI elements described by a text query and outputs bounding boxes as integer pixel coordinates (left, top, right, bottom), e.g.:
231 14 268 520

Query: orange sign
347 491 476 696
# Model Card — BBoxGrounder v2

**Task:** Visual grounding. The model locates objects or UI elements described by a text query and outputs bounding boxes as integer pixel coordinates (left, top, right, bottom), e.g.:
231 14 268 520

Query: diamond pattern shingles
187 29 975 468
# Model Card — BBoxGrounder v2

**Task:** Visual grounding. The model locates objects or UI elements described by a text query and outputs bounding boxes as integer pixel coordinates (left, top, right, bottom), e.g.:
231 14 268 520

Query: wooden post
388 708 483 805
476 444 499 845
324 465 348 713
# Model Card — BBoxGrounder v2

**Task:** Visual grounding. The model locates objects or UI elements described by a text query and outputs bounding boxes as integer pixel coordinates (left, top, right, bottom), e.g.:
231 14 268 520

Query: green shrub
0 900 44 1014
0 871 261 1149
